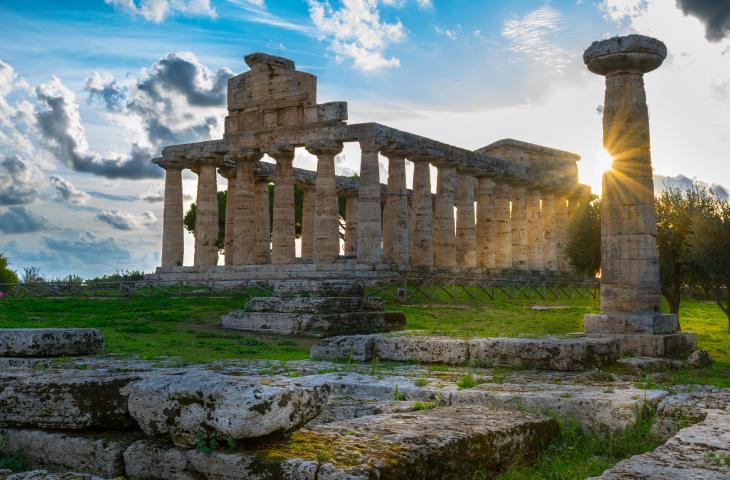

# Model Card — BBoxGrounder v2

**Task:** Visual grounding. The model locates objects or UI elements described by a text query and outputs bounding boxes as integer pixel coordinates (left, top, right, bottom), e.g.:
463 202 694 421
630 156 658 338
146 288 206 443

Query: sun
596 148 613 174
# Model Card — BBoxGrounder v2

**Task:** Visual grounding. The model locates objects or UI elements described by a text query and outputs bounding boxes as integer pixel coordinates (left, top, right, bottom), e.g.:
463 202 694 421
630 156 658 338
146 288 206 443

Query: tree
0 253 19 285
183 191 228 250
565 198 601 278
688 200 730 331
655 186 718 315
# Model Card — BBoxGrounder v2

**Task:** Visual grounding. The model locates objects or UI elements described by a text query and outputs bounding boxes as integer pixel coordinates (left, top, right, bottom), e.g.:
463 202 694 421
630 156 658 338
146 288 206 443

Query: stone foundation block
246 296 383 313
272 280 364 298
124 406 558 480
222 311 404 336
584 313 678 334
309 334 376 361
651 387 730 441
468 336 619 371
0 329 104 357
0 369 140 430
375 335 470 365
0 429 139 477
581 332 697 357
123 370 329 447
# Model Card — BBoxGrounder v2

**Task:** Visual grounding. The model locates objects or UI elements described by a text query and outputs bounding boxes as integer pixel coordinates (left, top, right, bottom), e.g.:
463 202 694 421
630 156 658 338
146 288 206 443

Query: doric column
510 184 528 270
230 150 262 265
254 179 271 264
409 155 434 267
526 188 544 271
306 140 343 264
344 192 358 256
555 195 569 272
433 163 457 267
219 166 236 266
541 191 558 271
159 159 184 268
382 149 410 265
193 158 221 267
476 176 495 269
455 171 477 268
268 144 296 264
357 139 383 264
584 35 669 327
300 184 314 261
493 180 512 270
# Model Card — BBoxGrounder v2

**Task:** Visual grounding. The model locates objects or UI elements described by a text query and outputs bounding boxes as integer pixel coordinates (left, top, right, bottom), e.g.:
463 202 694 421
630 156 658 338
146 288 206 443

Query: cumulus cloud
0 59 36 160
49 175 88 205
502 5 571 72
85 72 126 112
0 207 52 233
104 0 216 23
95 209 157 230
0 155 42 206
654 173 729 201
308 0 405 72
676 0 730 42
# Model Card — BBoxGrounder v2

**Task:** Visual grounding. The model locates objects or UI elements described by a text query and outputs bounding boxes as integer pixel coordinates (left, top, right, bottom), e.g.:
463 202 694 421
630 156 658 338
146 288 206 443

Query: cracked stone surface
0 329 104 357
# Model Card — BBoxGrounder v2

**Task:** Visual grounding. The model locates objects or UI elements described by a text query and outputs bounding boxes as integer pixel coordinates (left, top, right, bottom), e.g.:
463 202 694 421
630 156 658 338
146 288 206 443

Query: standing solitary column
410 155 434 267
344 193 358 256
254 179 271 264
476 176 495 269
269 144 296 264
193 160 220 267
382 150 410 265
160 160 184 267
493 181 512 270
526 188 544 271
510 184 528 270
357 139 383 264
541 192 558 271
433 164 457 267
300 185 314 261
455 172 477 268
220 167 237 265
231 150 262 265
306 140 343 264
583 34 678 335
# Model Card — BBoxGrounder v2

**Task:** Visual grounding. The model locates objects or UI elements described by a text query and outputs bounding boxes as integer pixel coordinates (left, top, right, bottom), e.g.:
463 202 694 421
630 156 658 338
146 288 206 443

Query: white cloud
599 0 649 23
502 6 571 72
49 175 89 205
95 209 157 230
308 0 405 72
434 25 459 40
104 0 216 23
226 0 316 34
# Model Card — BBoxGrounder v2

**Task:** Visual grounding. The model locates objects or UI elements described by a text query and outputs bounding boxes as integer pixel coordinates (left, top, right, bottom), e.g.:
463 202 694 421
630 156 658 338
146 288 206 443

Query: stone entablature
153 51 591 274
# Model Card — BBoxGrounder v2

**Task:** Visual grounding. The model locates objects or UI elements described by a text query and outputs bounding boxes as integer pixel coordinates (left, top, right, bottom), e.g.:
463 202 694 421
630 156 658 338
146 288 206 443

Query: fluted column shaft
526 188 544 271
254 180 271 264
511 184 528 270
541 192 558 271
382 153 410 264
357 141 382 264
222 169 237 265
307 141 343 264
493 181 512 270
476 177 495 269
160 165 184 268
434 164 457 267
410 157 433 267
455 173 477 268
300 186 314 260
344 194 358 256
231 152 261 265
193 164 219 266
269 146 296 264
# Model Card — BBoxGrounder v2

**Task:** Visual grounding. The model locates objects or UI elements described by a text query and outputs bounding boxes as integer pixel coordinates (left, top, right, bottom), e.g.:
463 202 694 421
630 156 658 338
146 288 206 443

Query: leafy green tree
565 198 601 278
688 201 730 331
0 253 19 285
655 186 719 315
184 191 228 250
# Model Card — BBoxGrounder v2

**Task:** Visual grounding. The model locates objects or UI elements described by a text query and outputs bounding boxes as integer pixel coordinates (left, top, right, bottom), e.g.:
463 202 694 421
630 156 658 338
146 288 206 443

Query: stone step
272 280 364 298
123 370 329 448
579 332 697 358
246 295 384 313
311 333 619 370
123 406 558 480
0 329 104 357
2 471 108 480
222 311 404 336
0 429 139 478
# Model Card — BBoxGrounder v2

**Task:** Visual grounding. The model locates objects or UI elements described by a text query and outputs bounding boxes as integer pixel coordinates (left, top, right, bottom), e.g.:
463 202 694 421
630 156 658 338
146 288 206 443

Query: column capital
584 34 666 76
305 140 343 156
156 156 186 170
408 153 434 164
228 148 263 163
380 147 409 159
189 152 225 166
266 143 295 161
218 166 236 180
358 137 387 153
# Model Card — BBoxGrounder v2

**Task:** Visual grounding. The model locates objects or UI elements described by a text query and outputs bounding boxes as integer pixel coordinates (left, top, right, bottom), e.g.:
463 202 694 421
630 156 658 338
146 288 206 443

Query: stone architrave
433 164 457 267
193 161 220 267
300 185 314 261
541 192 558 271
510 184 528 270
455 172 477 268
476 176 496 269
269 144 296 264
159 159 184 268
382 150 410 265
527 188 544 271
410 155 434 267
583 34 679 336
344 193 358 256
306 140 344 264
254 179 271 264
220 167 237 265
357 139 383 264
493 181 512 270
231 150 262 265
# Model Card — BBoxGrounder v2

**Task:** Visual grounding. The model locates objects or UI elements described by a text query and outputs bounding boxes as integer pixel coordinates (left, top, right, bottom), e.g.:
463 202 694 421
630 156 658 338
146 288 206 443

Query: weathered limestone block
651 387 730 441
272 280 364 298
309 334 377 362
468 336 619 371
0 329 104 357
433 164 457 267
193 163 220 267
124 407 558 480
222 311 403 336
246 296 383 314
123 370 329 448
580 332 696 357
309 398 412 426
476 176 495 268
584 313 679 335
616 356 685 374
375 335 470 365
0 429 139 477
0 368 139 430
3 471 107 480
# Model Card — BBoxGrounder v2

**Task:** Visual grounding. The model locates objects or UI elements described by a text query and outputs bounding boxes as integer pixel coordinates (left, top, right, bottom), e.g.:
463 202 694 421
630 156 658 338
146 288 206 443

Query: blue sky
1 0 729 278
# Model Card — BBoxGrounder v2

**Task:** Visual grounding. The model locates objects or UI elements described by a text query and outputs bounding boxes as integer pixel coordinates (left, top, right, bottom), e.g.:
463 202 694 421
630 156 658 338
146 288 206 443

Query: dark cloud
0 155 39 206
676 0 730 42
87 191 138 202
49 175 88 204
85 72 126 111
141 192 164 202
0 207 52 233
95 209 157 230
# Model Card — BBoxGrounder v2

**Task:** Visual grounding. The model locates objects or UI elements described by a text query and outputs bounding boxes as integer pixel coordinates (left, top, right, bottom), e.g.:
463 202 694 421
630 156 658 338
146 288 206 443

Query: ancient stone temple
150 52 590 282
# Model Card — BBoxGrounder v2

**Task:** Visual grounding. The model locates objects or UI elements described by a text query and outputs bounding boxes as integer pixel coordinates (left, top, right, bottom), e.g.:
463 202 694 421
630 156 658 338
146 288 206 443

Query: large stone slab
124 406 558 480
580 332 697 357
222 311 404 336
0 429 139 477
310 334 376 362
246 296 383 313
584 313 678 335
272 280 364 298
0 329 104 357
374 335 470 365
3 471 107 480
0 369 140 430
651 386 730 441
123 370 329 447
